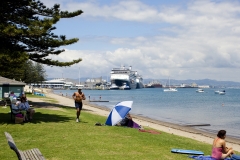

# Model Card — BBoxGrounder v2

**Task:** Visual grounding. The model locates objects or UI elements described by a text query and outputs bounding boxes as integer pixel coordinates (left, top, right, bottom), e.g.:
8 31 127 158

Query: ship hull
147 84 162 88
111 79 137 90
145 80 163 88
136 82 144 89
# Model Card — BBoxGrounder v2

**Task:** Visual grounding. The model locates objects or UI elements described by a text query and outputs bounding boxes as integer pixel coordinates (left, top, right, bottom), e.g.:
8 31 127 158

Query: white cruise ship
110 66 143 90
136 74 144 89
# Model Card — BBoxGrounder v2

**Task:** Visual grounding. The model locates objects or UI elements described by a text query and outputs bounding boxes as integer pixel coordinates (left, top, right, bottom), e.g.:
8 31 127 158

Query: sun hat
78 87 82 90
11 97 17 103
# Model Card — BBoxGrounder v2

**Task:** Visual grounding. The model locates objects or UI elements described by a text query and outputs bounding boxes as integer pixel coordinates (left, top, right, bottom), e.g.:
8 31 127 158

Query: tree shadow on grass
29 101 93 112
0 111 73 125
0 100 92 125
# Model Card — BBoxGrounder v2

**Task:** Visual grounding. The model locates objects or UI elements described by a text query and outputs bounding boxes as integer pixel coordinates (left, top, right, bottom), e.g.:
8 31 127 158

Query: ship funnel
129 66 132 70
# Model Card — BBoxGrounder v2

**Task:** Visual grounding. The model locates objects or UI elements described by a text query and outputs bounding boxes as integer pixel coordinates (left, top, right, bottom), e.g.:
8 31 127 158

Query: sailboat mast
168 77 170 88
78 67 80 85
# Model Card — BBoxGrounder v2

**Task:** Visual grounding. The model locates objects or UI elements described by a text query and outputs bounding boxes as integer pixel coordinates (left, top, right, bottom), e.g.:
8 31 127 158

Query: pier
183 124 211 127
89 100 109 102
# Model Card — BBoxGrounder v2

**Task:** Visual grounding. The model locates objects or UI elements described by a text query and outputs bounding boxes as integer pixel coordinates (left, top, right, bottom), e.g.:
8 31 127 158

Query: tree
0 0 83 67
22 61 34 83
0 51 29 80
0 58 47 83
21 60 47 84
34 62 46 84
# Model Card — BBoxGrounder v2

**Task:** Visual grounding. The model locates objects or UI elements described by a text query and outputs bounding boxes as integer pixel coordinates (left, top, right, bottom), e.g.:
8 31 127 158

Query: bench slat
31 149 41 160
24 148 45 160
24 149 39 160
33 148 45 160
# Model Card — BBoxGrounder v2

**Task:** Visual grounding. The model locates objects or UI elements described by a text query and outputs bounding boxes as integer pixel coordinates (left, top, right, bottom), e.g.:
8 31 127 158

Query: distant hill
47 77 240 88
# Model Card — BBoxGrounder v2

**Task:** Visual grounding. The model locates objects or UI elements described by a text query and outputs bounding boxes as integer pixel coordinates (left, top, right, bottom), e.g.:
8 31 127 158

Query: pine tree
0 0 83 67
0 51 28 80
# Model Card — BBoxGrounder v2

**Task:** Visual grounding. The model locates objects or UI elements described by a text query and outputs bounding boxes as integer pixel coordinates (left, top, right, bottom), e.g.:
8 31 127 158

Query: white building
33 78 73 89
198 85 210 88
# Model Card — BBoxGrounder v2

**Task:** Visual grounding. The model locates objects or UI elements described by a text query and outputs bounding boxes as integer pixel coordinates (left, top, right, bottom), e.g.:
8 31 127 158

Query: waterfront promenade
28 88 240 152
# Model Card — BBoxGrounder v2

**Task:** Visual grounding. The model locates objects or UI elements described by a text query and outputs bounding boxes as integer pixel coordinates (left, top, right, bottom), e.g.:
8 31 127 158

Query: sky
41 0 240 82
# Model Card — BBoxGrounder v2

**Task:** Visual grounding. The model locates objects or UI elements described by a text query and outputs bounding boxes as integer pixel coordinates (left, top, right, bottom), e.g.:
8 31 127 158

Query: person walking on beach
211 130 234 159
72 88 86 122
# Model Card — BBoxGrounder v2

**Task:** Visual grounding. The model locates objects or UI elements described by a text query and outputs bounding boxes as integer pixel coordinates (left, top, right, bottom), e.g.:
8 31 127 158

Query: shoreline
29 89 240 152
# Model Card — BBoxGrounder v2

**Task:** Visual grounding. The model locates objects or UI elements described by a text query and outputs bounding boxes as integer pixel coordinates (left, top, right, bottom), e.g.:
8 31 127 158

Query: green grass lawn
0 100 219 160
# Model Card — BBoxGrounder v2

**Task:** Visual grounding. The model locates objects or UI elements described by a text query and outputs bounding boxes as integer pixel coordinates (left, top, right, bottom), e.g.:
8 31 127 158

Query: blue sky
41 0 240 82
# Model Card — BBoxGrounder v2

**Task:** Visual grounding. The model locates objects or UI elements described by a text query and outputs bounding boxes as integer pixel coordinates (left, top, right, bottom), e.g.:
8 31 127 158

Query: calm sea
53 88 240 139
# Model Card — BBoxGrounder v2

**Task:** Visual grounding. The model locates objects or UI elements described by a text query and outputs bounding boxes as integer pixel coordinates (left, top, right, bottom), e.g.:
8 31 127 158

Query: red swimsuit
211 138 223 160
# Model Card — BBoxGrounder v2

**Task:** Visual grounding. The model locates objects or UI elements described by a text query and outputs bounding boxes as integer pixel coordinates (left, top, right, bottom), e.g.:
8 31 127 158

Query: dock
89 100 109 102
183 124 211 127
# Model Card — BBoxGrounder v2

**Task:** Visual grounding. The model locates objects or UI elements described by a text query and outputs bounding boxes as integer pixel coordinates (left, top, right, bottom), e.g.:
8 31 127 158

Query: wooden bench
4 132 45 160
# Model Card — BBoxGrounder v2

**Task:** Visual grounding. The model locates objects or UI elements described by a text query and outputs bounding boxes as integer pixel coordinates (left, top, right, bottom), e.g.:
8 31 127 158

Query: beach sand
28 89 240 152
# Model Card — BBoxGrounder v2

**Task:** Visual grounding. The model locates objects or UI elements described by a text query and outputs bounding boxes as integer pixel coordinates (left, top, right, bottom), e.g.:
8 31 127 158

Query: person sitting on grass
211 130 234 160
117 113 142 129
20 94 35 121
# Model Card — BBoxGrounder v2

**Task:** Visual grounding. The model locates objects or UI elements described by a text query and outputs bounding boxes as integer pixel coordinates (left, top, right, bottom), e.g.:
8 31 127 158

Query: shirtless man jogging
72 88 86 122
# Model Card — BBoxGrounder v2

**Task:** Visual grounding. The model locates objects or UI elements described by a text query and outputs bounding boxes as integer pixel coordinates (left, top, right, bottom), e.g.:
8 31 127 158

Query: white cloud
40 0 240 82
63 0 159 22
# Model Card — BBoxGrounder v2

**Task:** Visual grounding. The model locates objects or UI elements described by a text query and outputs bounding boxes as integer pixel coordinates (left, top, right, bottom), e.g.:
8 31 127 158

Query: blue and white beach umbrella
105 101 133 126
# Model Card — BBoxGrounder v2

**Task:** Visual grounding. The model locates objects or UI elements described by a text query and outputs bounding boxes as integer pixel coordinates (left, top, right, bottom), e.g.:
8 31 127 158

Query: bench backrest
4 132 23 160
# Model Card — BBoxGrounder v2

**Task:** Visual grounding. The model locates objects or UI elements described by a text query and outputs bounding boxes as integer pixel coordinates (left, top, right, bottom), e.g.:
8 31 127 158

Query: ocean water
53 88 240 139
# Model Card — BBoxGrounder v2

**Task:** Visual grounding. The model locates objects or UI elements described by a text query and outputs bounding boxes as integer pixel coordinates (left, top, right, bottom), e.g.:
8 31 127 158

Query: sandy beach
28 89 240 152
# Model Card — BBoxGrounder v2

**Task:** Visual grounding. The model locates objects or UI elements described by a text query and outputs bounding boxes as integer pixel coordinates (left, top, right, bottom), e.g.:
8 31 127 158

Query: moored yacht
109 83 119 90
119 83 130 90
215 90 220 94
164 88 178 92
196 89 204 93
163 77 177 92
215 90 226 95
219 90 226 95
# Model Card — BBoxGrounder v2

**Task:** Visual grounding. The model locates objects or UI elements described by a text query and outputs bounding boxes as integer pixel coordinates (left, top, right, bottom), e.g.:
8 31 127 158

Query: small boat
219 90 226 95
164 88 178 92
196 89 204 93
215 90 226 95
163 77 178 92
109 83 119 90
214 90 220 94
119 83 130 90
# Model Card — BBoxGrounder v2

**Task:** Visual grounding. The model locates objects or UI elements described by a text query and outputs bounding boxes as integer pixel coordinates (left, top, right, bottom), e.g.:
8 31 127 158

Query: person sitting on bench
20 94 35 121
11 97 27 121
